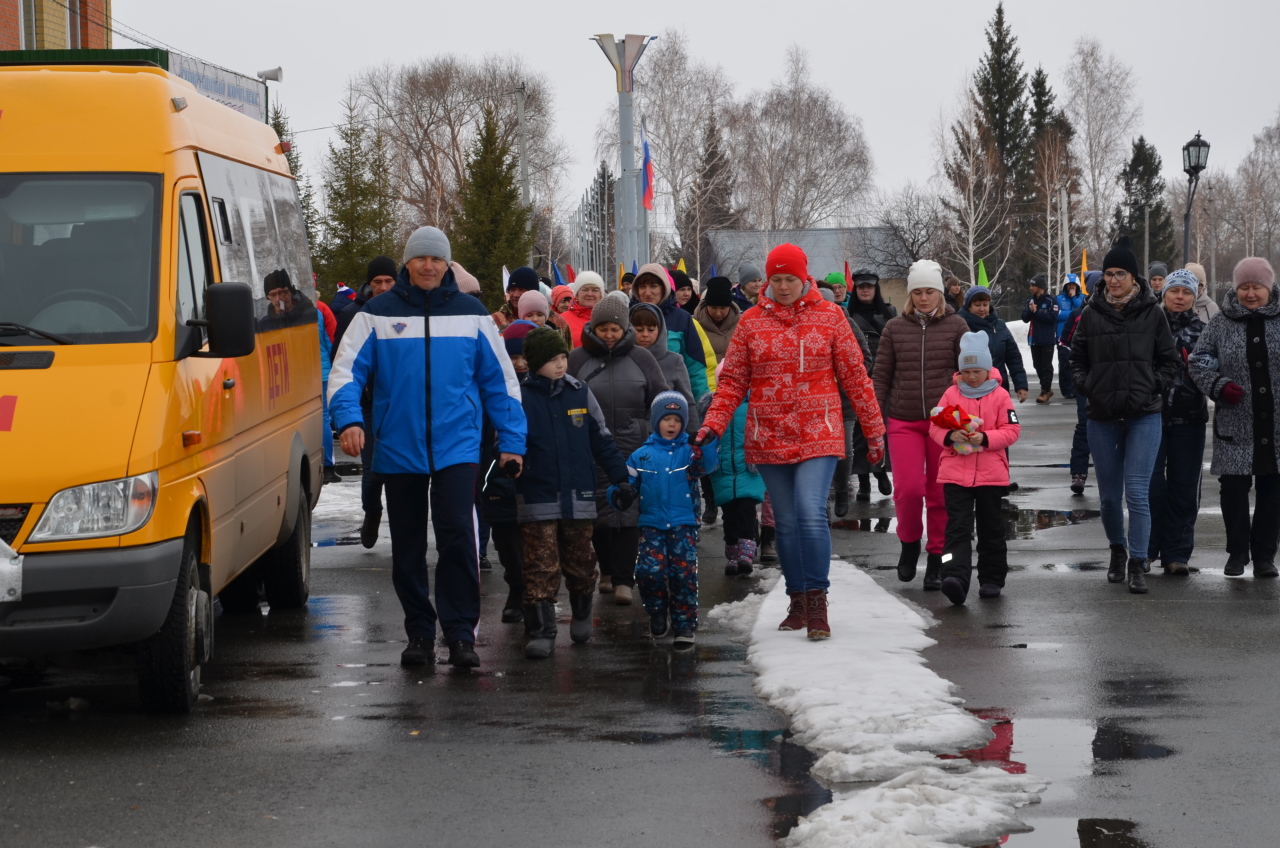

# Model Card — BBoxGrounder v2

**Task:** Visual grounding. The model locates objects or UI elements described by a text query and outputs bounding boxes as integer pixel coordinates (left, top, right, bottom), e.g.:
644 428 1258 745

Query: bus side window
209 197 233 245
177 193 213 340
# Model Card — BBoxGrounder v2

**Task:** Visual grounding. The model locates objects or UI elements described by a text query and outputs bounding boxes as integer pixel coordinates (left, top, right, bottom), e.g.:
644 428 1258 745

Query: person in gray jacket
1190 257 1280 578
567 296 670 604
630 302 697 428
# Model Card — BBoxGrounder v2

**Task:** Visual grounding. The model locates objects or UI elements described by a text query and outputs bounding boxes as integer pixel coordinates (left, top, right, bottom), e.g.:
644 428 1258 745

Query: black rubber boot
875 471 893 496
1127 557 1148 594
1224 553 1248 576
833 459 851 517
856 474 872 501
447 640 480 668
359 510 381 549
923 553 943 591
524 602 557 659
897 540 921 582
569 593 594 643
1108 545 1128 584
501 588 524 623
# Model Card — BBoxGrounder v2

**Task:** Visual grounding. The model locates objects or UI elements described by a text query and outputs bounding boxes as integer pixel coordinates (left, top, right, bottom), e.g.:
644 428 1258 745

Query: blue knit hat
958 332 993 372
1162 269 1199 296
650 390 689 433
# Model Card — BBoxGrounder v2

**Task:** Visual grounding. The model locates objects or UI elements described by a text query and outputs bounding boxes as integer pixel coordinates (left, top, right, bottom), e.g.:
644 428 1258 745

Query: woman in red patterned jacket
697 243 885 640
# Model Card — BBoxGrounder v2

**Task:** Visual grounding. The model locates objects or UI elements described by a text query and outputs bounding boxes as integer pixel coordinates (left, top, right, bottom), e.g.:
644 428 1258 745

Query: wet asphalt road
3 395 1278 847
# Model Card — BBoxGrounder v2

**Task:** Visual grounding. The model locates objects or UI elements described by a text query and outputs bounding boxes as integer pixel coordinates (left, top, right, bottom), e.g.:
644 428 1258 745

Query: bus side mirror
191 282 255 359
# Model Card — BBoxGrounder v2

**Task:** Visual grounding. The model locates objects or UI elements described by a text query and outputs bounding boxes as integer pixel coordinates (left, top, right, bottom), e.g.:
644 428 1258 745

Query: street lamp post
592 33 655 281
1181 132 1210 266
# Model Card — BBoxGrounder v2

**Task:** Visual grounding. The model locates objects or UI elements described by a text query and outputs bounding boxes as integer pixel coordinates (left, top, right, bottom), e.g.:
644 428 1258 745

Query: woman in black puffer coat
847 270 898 499
1190 258 1280 578
1069 237 1179 595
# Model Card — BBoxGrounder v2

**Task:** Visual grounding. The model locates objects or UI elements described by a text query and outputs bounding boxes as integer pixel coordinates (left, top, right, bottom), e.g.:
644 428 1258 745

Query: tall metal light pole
1181 132 1210 266
592 33 655 281
516 81 533 266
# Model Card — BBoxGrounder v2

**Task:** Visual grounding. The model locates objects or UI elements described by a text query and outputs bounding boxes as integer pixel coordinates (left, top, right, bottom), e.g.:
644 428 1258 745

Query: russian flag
639 119 654 211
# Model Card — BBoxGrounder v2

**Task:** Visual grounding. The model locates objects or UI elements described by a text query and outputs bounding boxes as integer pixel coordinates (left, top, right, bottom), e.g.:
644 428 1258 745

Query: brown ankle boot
805 590 830 640
778 591 807 631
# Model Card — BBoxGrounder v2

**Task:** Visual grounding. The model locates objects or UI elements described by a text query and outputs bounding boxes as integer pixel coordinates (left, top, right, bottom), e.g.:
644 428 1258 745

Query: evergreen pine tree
973 3 1029 182
366 123 400 262
269 102 320 251
315 90 383 301
450 108 533 311
677 111 738 276
1112 136 1177 268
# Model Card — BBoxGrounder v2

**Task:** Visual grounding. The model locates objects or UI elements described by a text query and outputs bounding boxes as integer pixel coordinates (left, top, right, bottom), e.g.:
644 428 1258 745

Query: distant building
706 227 916 309
2 0 113 51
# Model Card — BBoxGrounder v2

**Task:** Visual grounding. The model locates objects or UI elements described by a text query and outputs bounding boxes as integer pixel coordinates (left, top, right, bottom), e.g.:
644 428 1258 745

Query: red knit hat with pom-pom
766 243 809 281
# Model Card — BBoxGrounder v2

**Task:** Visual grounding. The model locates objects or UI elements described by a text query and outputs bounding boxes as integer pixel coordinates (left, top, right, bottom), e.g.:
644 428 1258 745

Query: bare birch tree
852 183 947 279
1062 38 1141 253
937 90 1013 285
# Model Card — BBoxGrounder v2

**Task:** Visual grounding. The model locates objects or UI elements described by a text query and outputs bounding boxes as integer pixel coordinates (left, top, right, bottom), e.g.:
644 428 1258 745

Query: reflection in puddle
833 509 1100 540
1004 817 1153 847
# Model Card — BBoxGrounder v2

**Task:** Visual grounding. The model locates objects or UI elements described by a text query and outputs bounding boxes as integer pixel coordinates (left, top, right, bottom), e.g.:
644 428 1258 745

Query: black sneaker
1225 553 1248 577
401 638 435 667
1070 475 1086 495
834 483 850 518
447 640 480 668
479 555 493 572
322 466 342 485
650 612 669 638
876 473 893 496
672 630 695 651
360 511 381 549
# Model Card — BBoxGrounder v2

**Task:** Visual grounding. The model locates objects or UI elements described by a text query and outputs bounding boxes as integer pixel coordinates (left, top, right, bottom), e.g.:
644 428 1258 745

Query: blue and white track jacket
328 268 527 475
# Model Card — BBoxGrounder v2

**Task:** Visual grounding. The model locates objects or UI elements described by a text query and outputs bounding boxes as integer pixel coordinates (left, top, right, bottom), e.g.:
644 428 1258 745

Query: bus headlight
28 472 159 541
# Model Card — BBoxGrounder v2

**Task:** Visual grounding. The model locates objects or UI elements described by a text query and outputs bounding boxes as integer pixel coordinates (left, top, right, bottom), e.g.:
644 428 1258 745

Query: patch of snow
311 480 365 524
705 572 779 641
732 565 1047 848
1005 319 1035 377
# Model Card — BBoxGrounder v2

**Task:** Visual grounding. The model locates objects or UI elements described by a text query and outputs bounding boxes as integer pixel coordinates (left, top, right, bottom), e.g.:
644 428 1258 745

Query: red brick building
0 0 113 51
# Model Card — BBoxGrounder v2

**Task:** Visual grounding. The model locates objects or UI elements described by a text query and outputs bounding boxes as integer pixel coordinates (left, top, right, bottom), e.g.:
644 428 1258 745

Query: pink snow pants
887 417 948 554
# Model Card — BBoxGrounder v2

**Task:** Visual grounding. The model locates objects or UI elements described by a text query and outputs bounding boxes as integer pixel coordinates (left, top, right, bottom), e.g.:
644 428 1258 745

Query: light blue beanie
958 331 993 372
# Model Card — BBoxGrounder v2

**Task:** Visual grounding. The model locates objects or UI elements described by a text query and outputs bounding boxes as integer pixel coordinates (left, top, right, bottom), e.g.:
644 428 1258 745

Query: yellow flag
1080 250 1089 293
676 258 687 273
618 263 625 284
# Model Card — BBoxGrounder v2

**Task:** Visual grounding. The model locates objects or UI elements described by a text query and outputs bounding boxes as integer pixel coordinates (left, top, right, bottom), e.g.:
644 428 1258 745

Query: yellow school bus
0 58 322 712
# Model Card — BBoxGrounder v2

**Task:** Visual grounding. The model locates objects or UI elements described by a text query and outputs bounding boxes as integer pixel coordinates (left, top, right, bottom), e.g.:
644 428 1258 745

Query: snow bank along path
709 565 1047 848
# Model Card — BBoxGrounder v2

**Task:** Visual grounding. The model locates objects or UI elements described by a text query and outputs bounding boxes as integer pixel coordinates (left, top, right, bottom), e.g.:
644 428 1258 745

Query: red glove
692 426 716 447
867 434 885 467
1220 382 1245 406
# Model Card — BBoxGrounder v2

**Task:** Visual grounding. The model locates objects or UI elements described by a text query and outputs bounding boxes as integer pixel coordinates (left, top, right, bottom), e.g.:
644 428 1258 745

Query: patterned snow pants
520 519 597 604
635 525 699 632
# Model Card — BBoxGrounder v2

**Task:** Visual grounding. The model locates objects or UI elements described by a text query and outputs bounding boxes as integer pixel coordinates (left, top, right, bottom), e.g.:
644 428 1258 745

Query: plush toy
930 405 984 455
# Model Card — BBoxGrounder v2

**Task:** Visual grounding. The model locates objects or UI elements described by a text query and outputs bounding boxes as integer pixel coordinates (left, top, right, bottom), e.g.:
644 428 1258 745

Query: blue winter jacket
515 373 628 522
1055 291 1085 339
612 431 719 530
317 317 332 384
709 403 764 505
328 267 527 475
1021 292 1060 345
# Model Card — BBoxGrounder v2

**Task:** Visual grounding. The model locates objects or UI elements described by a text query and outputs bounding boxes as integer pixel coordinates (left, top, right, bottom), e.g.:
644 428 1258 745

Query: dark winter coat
839 316 874 422
1021 292 1060 345
960 308 1029 394
515 373 628 522
1190 287 1280 476
1161 308 1208 426
872 306 969 422
693 300 741 362
1068 280 1179 422
567 325 669 528
846 286 898 359
731 284 755 312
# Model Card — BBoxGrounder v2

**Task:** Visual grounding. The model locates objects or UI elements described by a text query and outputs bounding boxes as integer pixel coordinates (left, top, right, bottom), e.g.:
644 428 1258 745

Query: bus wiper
0 323 76 345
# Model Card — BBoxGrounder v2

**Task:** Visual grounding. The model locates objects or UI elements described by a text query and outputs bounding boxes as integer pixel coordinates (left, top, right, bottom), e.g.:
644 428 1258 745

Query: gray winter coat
1190 287 1280 476
568 325 669 528
632 303 699 430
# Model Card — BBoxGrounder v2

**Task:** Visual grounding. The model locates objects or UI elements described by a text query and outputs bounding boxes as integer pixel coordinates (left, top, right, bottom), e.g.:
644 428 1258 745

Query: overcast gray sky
118 0 1279 202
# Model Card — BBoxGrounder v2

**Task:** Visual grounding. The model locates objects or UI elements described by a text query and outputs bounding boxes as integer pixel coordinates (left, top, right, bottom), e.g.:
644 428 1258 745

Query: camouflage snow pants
520 519 597 604
635 525 700 632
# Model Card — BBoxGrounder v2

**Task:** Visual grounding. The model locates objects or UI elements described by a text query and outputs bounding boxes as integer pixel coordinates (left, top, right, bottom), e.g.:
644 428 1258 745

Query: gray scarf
958 379 998 398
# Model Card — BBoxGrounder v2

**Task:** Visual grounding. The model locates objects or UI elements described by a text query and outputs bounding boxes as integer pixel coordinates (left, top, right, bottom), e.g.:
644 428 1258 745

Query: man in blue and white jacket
329 226 526 669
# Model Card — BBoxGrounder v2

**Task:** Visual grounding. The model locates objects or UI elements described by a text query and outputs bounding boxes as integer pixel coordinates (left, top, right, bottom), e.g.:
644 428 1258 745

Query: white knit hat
573 271 605 297
906 259 945 293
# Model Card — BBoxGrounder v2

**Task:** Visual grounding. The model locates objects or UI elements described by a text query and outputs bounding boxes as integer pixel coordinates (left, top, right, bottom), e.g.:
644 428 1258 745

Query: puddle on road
948 711 1170 846
834 508 1100 541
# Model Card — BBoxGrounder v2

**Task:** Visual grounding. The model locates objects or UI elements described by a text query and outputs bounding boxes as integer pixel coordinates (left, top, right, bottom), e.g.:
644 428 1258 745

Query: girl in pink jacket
929 332 1022 604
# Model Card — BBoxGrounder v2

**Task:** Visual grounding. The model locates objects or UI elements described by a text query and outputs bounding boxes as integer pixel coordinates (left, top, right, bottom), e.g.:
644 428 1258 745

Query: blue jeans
1148 422 1206 563
758 457 839 593
321 380 334 467
1087 414 1163 555
1070 394 1091 477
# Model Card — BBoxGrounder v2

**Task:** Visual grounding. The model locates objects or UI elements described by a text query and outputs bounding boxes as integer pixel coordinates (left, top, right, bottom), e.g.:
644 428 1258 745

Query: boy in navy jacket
610 392 719 651
516 328 632 659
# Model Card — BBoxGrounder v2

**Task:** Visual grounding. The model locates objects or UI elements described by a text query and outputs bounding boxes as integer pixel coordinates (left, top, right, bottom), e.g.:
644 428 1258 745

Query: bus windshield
0 173 160 345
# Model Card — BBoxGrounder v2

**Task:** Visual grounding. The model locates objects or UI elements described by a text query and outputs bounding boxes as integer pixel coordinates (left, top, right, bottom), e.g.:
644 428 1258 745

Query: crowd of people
320 222 1280 668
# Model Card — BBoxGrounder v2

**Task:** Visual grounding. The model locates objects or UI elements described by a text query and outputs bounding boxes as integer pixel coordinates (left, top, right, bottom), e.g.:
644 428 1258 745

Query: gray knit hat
1162 269 1198 296
738 261 763 284
402 226 451 264
589 293 631 334
1148 262 1169 279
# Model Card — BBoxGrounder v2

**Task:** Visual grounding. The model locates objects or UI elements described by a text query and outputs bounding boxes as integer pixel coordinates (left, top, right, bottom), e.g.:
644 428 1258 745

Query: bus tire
260 496 311 610
137 522 204 714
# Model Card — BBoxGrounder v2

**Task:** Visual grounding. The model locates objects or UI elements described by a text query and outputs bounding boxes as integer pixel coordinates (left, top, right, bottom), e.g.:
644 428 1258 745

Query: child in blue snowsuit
611 391 718 650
